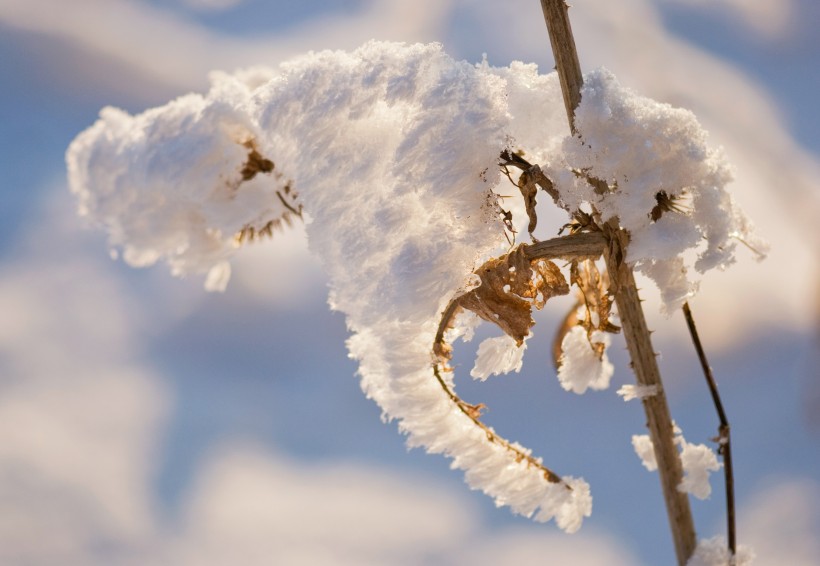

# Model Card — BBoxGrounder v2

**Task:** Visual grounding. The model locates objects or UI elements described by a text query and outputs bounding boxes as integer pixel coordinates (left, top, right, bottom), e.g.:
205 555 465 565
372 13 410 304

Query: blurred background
0 0 818 564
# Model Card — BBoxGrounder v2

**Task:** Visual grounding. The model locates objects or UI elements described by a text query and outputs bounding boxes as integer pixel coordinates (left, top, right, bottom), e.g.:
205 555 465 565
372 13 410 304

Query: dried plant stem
525 231 606 261
683 301 736 555
609 256 697 565
539 0 583 134
539 1 697 563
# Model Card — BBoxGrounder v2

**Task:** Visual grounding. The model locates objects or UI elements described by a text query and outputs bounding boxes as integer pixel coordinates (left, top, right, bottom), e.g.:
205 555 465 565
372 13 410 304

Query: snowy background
1 0 818 564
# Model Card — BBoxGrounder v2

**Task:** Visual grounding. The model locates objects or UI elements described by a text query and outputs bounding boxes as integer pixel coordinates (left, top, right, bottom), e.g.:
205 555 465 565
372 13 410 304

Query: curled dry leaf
456 245 569 345
499 149 563 213
570 259 620 335
517 168 539 236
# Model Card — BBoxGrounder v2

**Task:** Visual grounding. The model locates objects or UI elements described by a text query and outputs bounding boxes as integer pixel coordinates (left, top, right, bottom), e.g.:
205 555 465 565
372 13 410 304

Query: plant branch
683 301 736 555
539 0 583 134
525 231 606 261
539 1 697 563
433 307 564 485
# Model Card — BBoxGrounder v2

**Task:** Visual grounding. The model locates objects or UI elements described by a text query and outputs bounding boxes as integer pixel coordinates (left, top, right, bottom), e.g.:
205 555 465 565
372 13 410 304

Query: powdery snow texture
66 41 760 531
549 69 765 314
471 335 527 380
632 428 721 500
688 536 755 566
557 327 614 394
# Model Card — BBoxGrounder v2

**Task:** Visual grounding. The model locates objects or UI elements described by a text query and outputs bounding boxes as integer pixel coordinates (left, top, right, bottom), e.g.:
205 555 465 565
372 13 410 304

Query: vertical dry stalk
683 302 736 555
538 1 697 564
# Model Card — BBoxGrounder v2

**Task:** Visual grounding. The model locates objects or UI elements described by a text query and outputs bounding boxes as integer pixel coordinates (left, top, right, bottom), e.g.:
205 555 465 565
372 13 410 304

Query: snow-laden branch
66 41 762 532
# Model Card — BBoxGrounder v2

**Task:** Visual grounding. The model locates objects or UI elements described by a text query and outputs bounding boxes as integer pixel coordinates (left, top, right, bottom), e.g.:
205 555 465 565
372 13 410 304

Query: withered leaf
517 169 538 236
240 139 274 181
556 258 620 367
455 246 569 345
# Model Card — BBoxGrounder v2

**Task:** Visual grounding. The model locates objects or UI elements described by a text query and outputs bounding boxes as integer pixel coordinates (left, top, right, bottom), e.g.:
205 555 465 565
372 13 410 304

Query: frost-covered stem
683 301 736 556
539 1 696 563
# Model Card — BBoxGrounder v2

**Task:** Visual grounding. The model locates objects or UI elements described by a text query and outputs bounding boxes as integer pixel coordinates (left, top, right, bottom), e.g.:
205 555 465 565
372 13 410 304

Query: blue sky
0 1 818 564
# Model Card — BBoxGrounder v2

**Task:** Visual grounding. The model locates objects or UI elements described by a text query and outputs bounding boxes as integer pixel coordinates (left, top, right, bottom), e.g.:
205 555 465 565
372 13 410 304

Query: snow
688 536 756 566
547 69 766 313
678 437 722 500
632 427 721 499
557 327 614 394
617 384 659 401
471 335 527 380
631 434 658 471
66 40 760 532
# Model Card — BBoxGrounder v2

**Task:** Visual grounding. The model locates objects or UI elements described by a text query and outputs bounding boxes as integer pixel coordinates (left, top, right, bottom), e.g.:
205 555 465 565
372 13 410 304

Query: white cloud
663 0 796 40
0 0 454 94
224 224 327 311
739 478 820 566
180 0 245 12
161 442 643 566
0 198 169 564
163 443 473 565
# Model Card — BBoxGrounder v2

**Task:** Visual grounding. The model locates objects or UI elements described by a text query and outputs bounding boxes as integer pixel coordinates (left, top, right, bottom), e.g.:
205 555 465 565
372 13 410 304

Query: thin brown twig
682 301 736 556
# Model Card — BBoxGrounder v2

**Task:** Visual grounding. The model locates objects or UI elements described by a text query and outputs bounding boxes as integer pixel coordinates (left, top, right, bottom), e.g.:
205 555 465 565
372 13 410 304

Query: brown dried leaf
240 139 274 181
456 246 569 345
517 169 538 236
531 259 570 309
569 258 620 337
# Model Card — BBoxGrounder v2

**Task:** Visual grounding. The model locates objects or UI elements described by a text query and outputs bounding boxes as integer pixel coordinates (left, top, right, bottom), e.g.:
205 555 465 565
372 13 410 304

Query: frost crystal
617 384 659 401
67 89 299 288
678 437 722 500
67 41 590 530
557 326 614 394
632 427 721 499
471 335 527 380
631 434 658 471
688 536 756 566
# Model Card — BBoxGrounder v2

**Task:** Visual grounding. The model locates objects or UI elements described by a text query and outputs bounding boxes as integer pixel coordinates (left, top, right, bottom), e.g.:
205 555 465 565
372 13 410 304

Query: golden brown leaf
455 246 569 345
517 169 539 236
